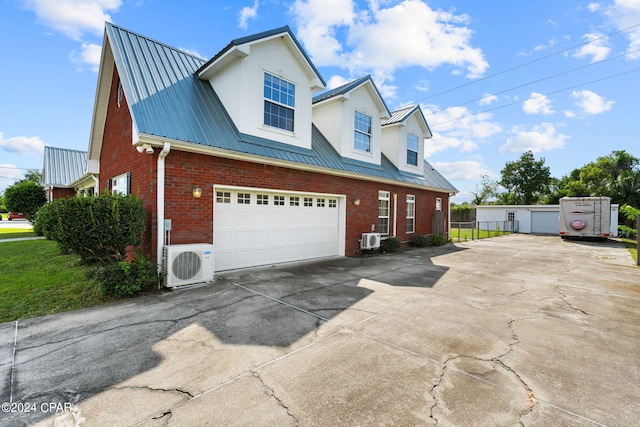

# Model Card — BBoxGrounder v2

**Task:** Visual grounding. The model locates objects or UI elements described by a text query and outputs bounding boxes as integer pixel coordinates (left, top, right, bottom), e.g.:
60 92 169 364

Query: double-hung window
354 111 372 153
378 190 390 234
407 133 419 166
406 195 415 233
264 72 295 132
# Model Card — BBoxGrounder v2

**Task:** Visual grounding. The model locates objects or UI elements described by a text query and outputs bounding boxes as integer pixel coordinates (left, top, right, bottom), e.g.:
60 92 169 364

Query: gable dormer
381 105 431 176
312 76 391 166
196 27 325 150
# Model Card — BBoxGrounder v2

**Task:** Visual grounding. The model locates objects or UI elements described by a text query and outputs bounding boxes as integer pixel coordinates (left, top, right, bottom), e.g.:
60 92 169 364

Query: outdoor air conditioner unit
163 244 214 289
360 233 381 250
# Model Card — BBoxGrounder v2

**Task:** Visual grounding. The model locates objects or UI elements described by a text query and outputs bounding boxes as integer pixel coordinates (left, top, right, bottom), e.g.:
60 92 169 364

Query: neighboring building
476 204 619 236
42 146 92 201
76 23 456 271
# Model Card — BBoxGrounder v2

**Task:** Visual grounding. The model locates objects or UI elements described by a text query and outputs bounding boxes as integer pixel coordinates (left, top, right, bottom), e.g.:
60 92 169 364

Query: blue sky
1 0 639 202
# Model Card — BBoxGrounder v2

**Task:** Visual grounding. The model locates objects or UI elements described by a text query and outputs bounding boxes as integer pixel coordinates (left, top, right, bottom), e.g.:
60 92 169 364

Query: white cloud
572 33 611 62
239 0 259 29
326 74 351 90
604 0 640 59
479 93 498 106
588 3 602 12
431 161 492 181
0 132 46 155
70 42 102 72
21 0 121 40
534 38 558 52
523 92 554 115
424 105 502 157
0 164 26 182
290 0 488 97
571 89 614 114
500 123 568 153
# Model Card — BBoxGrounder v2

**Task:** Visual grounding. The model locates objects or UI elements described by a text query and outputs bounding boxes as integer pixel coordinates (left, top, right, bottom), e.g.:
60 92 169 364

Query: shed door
531 211 559 234
214 188 342 271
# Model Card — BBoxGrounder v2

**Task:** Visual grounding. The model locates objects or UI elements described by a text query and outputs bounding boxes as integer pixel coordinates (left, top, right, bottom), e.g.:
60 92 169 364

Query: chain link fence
450 221 519 243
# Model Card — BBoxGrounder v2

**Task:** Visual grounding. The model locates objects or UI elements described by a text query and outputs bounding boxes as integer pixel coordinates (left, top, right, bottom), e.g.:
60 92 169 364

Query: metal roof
312 75 391 117
43 146 87 187
382 105 433 138
106 23 456 193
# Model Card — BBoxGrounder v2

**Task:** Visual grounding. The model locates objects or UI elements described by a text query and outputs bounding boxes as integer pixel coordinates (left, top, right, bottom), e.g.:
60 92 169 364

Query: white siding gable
200 35 322 150
381 112 427 175
313 82 388 165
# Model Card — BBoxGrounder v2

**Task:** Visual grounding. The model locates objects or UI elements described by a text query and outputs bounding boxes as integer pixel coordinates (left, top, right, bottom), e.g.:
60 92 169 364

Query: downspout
156 142 171 270
447 194 452 241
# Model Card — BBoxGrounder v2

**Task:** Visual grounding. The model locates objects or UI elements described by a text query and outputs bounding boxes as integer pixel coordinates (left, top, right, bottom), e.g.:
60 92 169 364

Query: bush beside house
34 192 158 296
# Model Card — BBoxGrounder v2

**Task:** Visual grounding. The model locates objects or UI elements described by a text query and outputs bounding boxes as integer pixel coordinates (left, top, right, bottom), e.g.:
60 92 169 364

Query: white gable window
264 72 295 132
354 110 372 153
406 133 419 166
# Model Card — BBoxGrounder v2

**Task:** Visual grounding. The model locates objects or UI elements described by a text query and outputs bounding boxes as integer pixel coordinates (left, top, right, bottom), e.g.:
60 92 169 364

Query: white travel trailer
559 196 611 239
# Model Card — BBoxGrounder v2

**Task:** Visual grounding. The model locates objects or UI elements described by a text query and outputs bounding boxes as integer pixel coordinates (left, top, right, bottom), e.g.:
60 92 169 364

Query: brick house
42 146 91 201
81 23 457 272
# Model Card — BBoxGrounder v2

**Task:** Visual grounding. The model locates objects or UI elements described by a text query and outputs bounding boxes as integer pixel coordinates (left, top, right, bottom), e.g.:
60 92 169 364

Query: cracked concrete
2 234 639 426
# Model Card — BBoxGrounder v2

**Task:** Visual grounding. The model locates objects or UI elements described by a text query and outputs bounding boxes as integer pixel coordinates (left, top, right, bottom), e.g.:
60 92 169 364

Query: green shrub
380 236 402 253
97 255 158 297
3 180 47 222
34 192 146 264
431 234 445 246
410 235 430 247
618 225 637 238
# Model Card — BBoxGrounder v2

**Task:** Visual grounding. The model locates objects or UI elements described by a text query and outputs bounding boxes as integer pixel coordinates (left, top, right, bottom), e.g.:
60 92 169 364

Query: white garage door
214 188 343 271
531 211 559 234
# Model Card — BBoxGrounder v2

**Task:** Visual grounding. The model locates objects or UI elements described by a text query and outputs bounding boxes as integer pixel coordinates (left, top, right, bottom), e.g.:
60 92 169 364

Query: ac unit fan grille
172 251 202 280
369 235 377 247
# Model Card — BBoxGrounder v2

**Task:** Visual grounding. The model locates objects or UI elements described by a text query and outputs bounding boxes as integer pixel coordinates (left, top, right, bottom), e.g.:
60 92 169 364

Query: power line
0 166 33 171
425 47 640 118
419 22 640 103
429 67 640 127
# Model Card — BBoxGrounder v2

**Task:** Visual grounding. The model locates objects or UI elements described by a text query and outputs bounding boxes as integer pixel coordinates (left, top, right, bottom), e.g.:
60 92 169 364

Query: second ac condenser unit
163 244 214 288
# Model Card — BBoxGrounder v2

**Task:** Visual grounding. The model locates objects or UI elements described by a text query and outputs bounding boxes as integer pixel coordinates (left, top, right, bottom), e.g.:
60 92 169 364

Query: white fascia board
138 133 454 194
197 45 250 80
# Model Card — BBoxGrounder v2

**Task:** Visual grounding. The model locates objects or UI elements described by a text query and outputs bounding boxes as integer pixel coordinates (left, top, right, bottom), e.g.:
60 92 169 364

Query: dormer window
407 133 419 166
354 110 372 153
264 72 295 132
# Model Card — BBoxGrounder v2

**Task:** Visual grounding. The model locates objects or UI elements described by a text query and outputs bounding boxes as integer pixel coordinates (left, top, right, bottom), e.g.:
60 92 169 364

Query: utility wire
424 47 640 117
419 22 640 102
429 67 640 127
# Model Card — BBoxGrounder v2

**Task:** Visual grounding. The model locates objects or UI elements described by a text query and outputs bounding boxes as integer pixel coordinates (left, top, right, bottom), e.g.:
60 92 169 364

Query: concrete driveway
1 234 639 426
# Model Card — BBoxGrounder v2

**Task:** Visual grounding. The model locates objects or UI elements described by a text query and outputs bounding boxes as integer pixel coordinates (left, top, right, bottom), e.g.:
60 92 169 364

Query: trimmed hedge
35 192 145 264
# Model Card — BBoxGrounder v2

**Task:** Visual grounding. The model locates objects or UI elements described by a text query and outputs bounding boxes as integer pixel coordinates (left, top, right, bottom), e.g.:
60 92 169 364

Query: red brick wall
52 188 76 199
100 69 450 260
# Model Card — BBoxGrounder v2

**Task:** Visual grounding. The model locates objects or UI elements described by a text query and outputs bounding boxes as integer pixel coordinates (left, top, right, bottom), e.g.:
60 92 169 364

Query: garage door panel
214 189 342 271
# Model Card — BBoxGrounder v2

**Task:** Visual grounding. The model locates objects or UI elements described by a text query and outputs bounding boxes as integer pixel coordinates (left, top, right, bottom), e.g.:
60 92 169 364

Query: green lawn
0 239 109 323
450 228 512 242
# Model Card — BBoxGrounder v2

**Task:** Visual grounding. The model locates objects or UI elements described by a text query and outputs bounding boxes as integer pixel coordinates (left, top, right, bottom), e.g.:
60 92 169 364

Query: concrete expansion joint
252 371 299 425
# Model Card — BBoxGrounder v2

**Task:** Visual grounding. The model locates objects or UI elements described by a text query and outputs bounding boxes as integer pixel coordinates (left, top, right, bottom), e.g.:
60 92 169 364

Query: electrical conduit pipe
157 142 171 272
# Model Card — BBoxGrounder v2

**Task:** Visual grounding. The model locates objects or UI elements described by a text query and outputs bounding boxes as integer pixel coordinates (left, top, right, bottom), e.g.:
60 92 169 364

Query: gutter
156 142 171 270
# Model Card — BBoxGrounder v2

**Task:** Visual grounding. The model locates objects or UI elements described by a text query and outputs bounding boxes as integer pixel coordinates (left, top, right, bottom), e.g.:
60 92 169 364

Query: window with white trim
378 191 390 234
257 194 269 205
354 110 372 153
329 199 337 208
507 211 516 222
111 172 130 195
407 133 419 166
274 195 285 206
216 191 231 203
289 196 300 206
264 72 295 132
436 197 442 211
317 198 326 207
406 195 415 233
238 193 251 204
304 197 313 207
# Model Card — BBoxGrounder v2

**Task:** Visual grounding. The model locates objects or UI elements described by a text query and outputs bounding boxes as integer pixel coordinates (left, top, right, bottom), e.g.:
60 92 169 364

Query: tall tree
498 151 551 205
470 174 498 205
578 150 640 206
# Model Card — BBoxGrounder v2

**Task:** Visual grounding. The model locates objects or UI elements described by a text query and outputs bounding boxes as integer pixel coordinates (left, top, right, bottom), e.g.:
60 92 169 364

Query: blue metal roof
106 23 456 193
43 146 87 187
312 75 391 117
